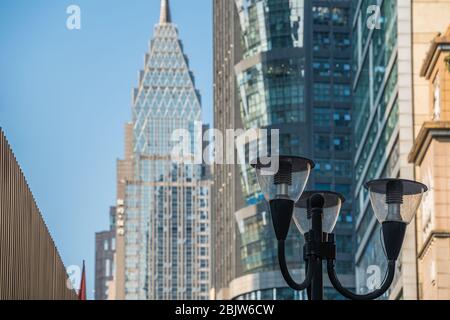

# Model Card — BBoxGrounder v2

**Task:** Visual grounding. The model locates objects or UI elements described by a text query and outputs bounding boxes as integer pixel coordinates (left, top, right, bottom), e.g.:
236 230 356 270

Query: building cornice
418 231 450 260
408 122 450 165
420 26 450 78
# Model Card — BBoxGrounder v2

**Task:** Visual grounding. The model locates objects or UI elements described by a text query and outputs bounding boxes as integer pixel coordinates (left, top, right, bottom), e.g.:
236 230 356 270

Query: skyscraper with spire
113 0 211 300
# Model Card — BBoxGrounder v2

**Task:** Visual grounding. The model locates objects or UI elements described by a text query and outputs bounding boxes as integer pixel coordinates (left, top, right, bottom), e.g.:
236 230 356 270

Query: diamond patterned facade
117 1 210 300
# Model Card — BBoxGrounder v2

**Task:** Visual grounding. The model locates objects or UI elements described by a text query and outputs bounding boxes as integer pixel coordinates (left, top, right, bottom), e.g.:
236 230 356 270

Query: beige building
410 26 450 300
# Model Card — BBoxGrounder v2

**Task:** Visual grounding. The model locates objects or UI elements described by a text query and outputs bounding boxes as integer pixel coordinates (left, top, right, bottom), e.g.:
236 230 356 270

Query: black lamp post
252 155 428 300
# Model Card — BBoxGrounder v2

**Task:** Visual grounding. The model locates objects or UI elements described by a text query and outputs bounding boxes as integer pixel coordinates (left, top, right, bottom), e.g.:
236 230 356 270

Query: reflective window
313 32 331 51
313 6 330 25
314 134 331 152
331 7 350 27
313 108 331 126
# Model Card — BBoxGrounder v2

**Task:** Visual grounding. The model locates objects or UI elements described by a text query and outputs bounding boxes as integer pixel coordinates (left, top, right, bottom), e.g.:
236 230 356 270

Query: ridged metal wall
0 128 77 300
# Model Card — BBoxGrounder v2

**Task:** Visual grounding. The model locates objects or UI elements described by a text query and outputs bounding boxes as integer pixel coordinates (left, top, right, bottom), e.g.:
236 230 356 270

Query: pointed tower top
159 0 171 24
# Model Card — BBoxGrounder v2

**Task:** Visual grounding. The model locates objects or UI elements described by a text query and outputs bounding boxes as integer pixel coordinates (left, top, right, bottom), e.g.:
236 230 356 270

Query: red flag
78 261 87 301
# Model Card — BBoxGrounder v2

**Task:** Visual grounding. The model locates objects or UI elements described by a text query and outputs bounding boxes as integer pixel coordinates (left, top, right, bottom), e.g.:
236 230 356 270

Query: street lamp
252 155 428 300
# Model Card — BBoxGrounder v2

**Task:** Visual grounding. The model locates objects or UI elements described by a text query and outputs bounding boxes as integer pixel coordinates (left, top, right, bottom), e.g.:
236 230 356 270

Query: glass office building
116 0 211 300
212 0 355 300
310 1 354 281
352 1 400 297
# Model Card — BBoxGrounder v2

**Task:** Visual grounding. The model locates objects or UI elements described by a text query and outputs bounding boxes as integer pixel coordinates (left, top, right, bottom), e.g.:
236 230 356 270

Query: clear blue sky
0 0 212 299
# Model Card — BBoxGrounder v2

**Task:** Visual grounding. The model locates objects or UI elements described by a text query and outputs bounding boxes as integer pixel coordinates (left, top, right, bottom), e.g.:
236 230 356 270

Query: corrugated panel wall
0 128 78 300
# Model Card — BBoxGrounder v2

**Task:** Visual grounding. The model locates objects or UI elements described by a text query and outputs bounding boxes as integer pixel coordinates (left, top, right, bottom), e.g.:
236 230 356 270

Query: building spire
159 0 171 24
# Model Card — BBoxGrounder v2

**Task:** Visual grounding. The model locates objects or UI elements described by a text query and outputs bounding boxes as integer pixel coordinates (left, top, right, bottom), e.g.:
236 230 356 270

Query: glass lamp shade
293 191 345 234
365 179 428 224
251 156 314 202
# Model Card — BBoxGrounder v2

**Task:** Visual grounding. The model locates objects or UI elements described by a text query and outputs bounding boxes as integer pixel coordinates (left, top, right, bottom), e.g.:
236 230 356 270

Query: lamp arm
327 259 396 300
278 239 316 291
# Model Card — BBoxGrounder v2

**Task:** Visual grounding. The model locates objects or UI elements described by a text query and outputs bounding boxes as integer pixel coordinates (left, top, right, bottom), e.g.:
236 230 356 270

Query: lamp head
251 155 314 203
252 156 314 241
365 179 428 261
294 191 345 235
364 179 428 225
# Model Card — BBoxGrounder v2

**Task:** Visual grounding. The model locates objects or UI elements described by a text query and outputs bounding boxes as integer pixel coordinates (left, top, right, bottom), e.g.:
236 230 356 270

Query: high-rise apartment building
95 207 116 300
113 0 211 300
212 0 355 300
212 0 246 300
352 0 450 299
